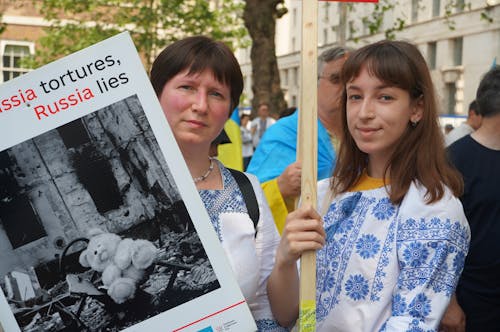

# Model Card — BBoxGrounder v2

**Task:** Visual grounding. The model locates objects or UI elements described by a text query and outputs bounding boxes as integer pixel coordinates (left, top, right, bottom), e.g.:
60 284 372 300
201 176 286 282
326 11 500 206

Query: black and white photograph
0 94 220 332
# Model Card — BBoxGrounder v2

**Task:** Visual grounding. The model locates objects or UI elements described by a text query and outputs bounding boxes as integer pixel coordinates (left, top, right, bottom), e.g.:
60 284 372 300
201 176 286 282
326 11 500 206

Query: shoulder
447 135 476 163
401 182 468 226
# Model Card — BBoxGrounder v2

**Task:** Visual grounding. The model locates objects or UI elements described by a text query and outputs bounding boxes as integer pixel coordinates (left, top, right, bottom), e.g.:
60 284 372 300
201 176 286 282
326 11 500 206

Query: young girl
268 40 470 331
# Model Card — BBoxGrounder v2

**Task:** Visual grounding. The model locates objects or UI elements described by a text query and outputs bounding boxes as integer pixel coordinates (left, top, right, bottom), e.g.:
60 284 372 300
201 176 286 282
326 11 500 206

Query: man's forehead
321 58 345 75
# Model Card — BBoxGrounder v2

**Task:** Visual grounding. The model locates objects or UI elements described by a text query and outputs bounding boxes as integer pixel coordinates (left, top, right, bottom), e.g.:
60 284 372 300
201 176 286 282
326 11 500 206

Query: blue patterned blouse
315 179 470 332
199 161 288 332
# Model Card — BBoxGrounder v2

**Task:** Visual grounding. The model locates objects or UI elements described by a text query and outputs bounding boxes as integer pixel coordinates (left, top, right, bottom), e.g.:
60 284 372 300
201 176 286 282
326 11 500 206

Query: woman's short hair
150 36 243 113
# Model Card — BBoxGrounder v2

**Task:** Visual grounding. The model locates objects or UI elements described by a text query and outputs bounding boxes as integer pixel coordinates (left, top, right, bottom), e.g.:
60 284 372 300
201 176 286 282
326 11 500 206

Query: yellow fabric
218 120 243 171
262 179 289 235
349 171 386 192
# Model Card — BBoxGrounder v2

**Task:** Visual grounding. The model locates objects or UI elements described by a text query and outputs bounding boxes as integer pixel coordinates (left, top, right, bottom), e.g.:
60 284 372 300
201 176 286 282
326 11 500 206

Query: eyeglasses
318 74 341 85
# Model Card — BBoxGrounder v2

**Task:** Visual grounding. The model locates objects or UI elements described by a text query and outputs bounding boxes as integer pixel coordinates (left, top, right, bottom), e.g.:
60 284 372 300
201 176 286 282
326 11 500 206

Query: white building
236 0 500 117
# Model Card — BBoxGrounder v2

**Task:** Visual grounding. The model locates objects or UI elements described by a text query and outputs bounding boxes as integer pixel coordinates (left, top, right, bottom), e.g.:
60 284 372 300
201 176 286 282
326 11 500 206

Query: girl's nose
359 99 375 119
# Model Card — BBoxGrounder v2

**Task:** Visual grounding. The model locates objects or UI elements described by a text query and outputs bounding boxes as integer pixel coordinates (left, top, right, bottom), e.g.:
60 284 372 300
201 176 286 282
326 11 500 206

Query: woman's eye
380 95 394 101
348 94 361 100
209 91 224 98
179 85 193 91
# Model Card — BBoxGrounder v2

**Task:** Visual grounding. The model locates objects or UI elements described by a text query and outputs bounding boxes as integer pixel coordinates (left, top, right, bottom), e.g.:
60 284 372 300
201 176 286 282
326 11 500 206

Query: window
446 83 457 114
0 151 46 249
432 0 440 17
57 119 91 149
323 3 330 20
283 69 289 86
293 67 298 87
453 37 463 66
1 42 34 83
323 28 328 45
428 42 437 70
412 0 419 22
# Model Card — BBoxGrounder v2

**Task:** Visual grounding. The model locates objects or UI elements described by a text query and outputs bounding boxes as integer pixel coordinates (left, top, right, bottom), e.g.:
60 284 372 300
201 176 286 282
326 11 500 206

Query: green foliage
359 0 407 40
27 0 248 69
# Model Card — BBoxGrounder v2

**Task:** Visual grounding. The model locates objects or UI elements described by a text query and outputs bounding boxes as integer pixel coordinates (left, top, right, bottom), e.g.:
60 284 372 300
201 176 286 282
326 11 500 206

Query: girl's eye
348 94 361 100
380 95 394 101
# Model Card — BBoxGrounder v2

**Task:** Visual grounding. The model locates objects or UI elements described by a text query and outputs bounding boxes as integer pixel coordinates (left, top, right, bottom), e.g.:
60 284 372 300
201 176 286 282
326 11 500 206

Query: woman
268 40 471 331
150 36 290 331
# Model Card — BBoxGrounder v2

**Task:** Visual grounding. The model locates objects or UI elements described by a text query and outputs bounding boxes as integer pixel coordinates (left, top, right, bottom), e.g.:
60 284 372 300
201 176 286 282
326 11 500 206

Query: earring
411 121 418 128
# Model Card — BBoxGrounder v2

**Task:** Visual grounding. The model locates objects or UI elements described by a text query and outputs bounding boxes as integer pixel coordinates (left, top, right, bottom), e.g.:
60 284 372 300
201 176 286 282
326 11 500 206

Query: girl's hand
275 205 326 267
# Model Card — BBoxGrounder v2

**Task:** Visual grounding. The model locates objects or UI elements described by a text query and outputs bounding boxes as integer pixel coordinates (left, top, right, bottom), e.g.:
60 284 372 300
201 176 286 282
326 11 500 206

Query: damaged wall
0 95 182 277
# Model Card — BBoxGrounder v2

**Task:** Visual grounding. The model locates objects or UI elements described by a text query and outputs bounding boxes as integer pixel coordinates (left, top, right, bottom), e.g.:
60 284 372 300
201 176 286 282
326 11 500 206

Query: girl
269 40 470 331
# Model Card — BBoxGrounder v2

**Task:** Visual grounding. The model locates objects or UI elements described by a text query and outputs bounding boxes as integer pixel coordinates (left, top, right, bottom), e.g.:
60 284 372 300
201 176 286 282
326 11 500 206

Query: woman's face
159 69 231 151
346 66 422 172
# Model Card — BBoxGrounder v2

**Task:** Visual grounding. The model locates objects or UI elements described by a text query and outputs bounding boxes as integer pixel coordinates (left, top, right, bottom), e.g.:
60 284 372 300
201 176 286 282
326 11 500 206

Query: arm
267 205 325 327
439 294 466 332
262 162 302 234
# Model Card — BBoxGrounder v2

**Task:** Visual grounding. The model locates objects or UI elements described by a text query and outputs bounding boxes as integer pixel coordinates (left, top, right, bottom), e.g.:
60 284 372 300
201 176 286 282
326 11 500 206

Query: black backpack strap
228 168 260 234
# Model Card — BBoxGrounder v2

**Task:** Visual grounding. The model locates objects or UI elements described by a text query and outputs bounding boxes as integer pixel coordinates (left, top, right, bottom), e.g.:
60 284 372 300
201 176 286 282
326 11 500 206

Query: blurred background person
445 100 482 147
443 66 500 332
240 113 253 170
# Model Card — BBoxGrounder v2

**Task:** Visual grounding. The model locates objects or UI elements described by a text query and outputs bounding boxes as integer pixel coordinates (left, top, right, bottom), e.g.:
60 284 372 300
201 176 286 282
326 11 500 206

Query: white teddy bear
78 228 158 304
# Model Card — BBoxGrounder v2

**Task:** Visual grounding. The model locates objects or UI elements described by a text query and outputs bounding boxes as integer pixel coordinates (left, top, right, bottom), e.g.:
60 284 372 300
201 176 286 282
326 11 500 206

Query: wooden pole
297 1 318 331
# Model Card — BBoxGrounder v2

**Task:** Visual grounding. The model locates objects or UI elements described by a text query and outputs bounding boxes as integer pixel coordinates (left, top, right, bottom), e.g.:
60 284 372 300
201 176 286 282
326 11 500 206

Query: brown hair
333 40 463 204
150 36 243 114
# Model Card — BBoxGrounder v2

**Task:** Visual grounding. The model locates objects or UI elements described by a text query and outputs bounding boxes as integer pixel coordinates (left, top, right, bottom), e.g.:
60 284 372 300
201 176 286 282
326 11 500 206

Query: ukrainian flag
217 108 243 171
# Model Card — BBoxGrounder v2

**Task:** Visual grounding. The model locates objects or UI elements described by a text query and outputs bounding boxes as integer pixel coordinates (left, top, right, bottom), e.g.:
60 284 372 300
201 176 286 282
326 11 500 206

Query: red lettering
1 98 12 111
34 105 48 120
33 87 94 120
10 95 20 107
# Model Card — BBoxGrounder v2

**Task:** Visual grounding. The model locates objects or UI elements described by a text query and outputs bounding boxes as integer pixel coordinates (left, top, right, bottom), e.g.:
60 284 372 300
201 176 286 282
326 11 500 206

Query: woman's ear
410 96 424 124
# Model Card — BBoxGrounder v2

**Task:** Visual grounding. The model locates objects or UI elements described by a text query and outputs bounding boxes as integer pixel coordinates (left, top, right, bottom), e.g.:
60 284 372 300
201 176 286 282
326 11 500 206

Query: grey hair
318 46 354 73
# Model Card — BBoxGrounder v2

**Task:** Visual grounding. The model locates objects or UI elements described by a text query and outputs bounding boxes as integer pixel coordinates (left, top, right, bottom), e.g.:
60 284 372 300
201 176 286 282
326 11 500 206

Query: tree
27 0 248 69
243 0 288 118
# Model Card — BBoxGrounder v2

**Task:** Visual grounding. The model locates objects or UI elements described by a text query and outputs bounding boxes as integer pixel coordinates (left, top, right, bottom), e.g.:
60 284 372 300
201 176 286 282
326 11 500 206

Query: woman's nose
192 92 208 113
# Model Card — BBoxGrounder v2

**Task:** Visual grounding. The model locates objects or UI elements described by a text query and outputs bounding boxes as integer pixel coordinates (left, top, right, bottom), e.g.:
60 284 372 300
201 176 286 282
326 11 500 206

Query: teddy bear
78 228 158 304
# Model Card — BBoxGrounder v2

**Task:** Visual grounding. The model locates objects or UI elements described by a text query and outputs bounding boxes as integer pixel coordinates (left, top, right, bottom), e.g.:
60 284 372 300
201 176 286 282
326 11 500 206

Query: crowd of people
150 34 499 331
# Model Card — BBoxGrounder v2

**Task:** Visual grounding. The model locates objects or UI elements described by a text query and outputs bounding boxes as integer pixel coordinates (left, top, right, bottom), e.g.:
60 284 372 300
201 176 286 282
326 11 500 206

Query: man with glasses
247 46 353 232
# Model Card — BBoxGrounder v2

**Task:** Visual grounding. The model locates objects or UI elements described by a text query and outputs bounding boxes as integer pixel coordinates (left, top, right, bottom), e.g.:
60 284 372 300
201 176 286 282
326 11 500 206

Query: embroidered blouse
199 160 287 331
315 178 470 331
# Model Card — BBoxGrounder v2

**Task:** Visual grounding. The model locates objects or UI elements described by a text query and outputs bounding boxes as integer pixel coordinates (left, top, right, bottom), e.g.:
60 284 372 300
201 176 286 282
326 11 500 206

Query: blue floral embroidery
373 197 396 220
408 293 431 320
345 274 369 300
392 294 407 316
316 186 470 328
453 251 466 275
199 162 248 241
356 234 381 259
256 318 290 331
402 242 429 268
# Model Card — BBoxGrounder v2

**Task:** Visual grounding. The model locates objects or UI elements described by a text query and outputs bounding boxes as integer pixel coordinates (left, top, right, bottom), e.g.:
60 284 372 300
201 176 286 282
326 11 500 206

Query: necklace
193 157 215 183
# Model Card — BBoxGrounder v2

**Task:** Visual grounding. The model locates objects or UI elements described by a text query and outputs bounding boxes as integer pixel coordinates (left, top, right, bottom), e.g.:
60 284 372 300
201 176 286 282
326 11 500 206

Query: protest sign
0 32 256 332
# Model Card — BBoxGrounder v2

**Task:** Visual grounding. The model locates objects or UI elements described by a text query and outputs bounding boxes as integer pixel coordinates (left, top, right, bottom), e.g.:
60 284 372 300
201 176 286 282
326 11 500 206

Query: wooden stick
297 1 318 331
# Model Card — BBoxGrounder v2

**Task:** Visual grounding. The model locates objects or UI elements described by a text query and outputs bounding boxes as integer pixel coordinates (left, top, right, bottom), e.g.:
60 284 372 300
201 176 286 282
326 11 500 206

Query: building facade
236 0 499 117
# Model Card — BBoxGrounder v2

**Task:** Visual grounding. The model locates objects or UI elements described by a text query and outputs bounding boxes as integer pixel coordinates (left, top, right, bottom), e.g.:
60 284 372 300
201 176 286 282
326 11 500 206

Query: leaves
27 0 247 69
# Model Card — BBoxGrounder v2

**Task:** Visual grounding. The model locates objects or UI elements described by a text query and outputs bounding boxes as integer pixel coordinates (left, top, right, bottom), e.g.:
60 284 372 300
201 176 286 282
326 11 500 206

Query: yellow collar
349 171 387 192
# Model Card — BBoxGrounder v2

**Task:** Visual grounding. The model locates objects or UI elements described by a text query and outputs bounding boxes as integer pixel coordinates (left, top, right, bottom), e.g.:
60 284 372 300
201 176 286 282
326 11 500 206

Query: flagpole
297 1 318 331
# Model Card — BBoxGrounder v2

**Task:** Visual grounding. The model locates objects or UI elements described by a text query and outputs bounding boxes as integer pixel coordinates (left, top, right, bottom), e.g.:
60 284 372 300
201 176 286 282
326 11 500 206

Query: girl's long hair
332 40 463 204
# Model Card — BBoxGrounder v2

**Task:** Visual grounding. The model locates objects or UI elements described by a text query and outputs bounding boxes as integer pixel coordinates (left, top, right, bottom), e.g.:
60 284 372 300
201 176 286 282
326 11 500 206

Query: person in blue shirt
246 47 352 233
